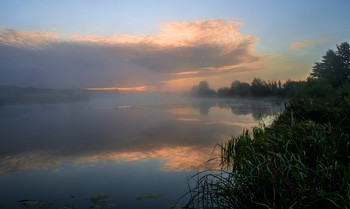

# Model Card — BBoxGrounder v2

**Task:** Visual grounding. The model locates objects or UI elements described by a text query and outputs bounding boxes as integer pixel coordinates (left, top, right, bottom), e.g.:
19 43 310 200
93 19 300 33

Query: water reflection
0 146 218 175
192 103 215 116
0 96 283 208
73 146 218 172
0 97 282 174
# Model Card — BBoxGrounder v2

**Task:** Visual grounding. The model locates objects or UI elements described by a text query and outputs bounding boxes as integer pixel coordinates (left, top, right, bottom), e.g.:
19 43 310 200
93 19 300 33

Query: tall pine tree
311 42 350 87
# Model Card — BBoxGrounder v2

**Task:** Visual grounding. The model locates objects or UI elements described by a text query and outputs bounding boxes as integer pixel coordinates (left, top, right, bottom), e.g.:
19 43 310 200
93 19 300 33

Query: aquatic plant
17 200 53 209
181 95 350 208
136 193 161 200
13 194 116 209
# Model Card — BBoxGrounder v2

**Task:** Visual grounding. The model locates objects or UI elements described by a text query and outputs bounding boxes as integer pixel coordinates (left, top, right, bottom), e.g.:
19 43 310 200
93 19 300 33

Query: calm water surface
0 95 283 208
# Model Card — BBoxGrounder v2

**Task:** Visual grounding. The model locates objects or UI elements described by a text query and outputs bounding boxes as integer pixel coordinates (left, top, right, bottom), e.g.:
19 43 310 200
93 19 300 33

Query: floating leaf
60 206 74 209
90 194 109 205
39 203 54 209
136 194 161 200
18 200 40 208
167 204 181 209
107 204 117 208
89 206 103 209
61 204 76 209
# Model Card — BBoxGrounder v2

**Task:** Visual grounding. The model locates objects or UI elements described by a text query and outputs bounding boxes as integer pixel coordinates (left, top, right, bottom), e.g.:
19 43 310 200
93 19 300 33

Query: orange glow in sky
169 71 200 76
0 17 341 92
85 86 147 91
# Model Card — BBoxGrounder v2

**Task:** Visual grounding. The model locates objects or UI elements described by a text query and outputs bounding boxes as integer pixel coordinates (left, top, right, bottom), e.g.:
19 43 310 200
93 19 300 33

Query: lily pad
39 203 54 208
90 194 109 205
136 194 161 200
107 204 117 208
167 205 181 209
18 200 40 208
60 206 74 209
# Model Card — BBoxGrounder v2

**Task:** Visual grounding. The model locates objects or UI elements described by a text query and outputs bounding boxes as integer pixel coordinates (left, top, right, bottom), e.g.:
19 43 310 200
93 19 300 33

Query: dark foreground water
0 95 283 209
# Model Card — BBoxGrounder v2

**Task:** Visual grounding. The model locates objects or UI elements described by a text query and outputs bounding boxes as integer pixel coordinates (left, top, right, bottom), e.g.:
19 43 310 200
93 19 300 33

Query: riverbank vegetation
188 42 350 99
181 42 350 208
188 78 303 98
188 78 306 98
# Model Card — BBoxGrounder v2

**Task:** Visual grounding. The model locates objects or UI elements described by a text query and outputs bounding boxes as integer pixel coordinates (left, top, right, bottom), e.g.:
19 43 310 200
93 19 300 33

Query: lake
0 94 283 209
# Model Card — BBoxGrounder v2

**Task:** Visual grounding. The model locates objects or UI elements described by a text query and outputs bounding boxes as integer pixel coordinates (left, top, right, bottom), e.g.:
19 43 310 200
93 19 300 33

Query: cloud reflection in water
0 97 283 174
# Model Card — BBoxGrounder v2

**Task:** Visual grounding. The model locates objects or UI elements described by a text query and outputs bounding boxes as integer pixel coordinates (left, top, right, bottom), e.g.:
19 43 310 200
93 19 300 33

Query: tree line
188 78 306 98
189 42 350 99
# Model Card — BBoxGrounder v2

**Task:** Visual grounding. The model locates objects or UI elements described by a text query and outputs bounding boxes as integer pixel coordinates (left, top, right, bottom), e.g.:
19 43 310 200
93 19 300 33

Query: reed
181 95 350 209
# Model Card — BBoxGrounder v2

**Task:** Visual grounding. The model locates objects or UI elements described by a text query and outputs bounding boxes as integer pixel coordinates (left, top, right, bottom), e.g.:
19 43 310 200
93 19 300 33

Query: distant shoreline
0 86 89 105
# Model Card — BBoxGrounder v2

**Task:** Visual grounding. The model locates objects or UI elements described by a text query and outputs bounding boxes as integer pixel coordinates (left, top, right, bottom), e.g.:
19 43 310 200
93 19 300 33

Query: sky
0 0 349 92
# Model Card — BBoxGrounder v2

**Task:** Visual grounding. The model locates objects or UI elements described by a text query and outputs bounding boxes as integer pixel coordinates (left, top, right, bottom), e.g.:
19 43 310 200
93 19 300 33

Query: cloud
0 29 61 48
0 20 262 90
290 37 331 50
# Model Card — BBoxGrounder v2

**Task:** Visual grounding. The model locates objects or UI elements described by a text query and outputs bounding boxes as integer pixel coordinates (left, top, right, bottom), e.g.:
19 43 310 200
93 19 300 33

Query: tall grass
181 96 350 208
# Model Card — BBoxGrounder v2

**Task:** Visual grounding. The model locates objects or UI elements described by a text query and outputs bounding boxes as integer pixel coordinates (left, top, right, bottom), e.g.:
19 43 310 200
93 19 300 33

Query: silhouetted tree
190 81 216 97
337 42 350 82
292 77 335 99
278 80 282 89
250 77 271 97
311 42 350 87
188 78 309 98
229 80 251 97
237 82 251 97
282 79 305 97
217 87 230 97
229 80 240 96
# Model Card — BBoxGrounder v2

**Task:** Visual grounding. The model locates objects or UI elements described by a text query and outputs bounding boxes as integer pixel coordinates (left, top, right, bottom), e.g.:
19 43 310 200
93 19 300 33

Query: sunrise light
85 86 147 91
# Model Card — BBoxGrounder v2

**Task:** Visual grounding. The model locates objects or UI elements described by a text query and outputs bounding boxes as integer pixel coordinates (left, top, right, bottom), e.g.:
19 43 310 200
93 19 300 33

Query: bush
292 78 335 99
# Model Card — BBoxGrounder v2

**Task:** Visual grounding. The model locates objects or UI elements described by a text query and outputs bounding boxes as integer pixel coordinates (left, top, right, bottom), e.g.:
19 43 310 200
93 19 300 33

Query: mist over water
0 94 283 208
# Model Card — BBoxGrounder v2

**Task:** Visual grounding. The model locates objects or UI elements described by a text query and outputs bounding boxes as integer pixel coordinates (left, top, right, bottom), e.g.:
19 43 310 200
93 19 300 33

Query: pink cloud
290 37 331 50
0 19 256 52
0 29 60 48
0 20 262 90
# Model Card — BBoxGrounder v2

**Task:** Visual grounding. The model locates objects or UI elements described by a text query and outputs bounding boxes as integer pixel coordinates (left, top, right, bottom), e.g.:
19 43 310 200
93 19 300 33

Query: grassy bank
182 94 350 208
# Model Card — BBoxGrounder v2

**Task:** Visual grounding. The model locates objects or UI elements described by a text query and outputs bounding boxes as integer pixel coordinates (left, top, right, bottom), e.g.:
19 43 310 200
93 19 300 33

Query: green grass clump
182 96 350 209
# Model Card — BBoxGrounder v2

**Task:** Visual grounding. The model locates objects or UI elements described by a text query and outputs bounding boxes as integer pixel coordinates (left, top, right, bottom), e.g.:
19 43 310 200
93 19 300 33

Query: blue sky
2 0 348 43
0 0 349 91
